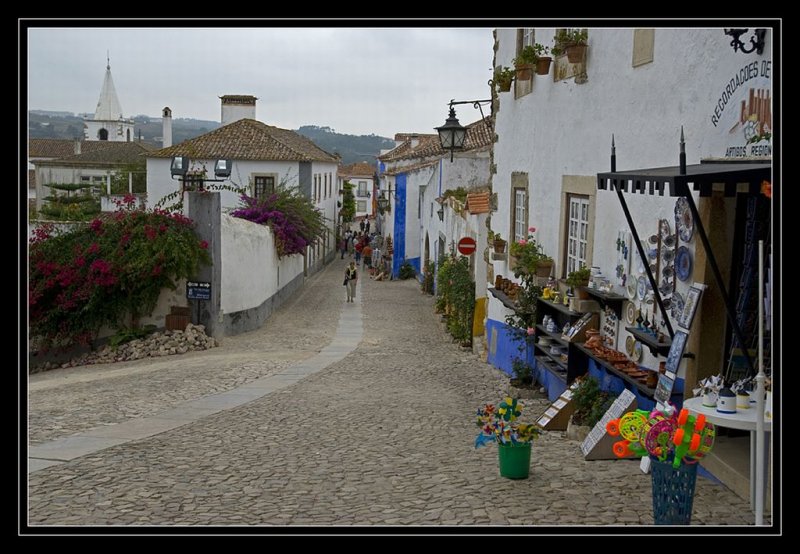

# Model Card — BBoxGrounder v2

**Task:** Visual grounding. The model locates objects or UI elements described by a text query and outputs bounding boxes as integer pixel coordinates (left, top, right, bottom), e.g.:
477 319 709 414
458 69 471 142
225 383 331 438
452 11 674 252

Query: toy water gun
606 409 650 458
671 408 716 468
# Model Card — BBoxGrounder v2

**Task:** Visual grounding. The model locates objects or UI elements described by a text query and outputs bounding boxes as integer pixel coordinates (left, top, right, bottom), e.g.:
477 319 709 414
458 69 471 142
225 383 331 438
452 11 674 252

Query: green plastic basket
497 442 532 479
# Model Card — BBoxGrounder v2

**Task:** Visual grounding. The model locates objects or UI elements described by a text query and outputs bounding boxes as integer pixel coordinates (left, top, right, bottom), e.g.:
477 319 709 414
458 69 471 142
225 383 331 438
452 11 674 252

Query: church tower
83 57 135 142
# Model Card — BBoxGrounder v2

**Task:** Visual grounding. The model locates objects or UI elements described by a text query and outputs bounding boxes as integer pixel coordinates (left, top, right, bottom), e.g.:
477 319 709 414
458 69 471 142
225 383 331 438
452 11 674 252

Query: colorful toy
607 409 650 458
671 408 716 468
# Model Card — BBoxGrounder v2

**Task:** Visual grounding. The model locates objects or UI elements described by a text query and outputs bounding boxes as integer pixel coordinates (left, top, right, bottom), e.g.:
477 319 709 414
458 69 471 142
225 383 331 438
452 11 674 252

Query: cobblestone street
27 260 757 527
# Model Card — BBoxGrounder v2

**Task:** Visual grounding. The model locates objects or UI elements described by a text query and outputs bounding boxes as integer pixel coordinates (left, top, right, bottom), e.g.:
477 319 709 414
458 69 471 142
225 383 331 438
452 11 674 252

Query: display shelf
535 355 567 383
535 324 568 346
572 342 657 397
533 343 568 370
538 297 584 317
488 287 518 311
625 326 672 357
583 287 627 318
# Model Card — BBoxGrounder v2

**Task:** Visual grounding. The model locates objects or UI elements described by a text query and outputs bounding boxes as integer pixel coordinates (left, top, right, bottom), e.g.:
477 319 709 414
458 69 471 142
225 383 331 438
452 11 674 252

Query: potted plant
475 397 542 479
512 45 536 80
493 66 515 93
552 28 588 63
509 226 553 277
532 43 552 75
493 233 507 254
566 265 591 299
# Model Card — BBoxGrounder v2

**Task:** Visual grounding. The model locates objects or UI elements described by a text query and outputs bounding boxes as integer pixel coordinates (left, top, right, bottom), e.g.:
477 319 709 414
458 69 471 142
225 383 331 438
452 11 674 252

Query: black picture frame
678 285 703 330
665 330 689 375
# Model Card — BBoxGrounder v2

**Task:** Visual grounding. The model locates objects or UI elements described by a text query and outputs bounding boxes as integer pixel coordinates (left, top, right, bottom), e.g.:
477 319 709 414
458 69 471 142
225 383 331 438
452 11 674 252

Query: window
565 195 590 275
80 176 91 183
92 176 105 182
254 175 275 200
632 29 655 67
97 128 108 141
357 181 368 197
357 200 367 213
512 188 528 242
515 29 535 98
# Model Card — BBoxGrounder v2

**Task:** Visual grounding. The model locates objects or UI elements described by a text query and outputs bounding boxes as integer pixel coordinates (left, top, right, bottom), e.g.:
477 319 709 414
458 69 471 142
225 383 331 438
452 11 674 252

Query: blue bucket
650 459 698 525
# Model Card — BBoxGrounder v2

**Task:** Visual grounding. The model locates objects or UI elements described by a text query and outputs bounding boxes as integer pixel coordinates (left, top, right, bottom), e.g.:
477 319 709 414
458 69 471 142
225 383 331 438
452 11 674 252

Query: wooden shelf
488 287 518 311
573 342 657 398
625 326 672 357
535 355 567 383
583 287 627 318
538 297 584 318
534 343 568 370
535 324 568 346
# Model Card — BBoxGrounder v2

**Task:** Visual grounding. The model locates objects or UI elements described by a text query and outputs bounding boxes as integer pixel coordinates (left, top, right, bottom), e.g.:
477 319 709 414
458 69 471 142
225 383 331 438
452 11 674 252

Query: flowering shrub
475 397 541 448
29 200 210 349
230 187 326 258
508 226 552 275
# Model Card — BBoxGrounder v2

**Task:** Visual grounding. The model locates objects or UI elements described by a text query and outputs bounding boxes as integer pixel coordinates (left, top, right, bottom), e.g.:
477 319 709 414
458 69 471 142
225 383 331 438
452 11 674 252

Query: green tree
340 181 356 224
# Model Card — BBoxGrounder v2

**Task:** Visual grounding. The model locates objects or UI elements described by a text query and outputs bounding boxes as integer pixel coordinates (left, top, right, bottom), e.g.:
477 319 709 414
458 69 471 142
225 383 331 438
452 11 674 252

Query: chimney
221 95 257 125
73 138 81 155
162 106 172 148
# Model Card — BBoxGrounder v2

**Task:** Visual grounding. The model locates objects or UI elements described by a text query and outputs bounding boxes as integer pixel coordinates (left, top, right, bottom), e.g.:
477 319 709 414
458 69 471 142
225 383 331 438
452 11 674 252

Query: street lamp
435 99 491 162
171 156 189 178
170 156 234 185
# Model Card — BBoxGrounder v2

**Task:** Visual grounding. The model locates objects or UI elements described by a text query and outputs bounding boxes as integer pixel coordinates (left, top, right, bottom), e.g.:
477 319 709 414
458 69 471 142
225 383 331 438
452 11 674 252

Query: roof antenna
107 51 110 70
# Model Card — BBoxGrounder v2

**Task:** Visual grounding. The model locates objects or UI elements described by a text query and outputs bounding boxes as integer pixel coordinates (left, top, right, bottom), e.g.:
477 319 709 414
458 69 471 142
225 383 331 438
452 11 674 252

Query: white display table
683 396 771 512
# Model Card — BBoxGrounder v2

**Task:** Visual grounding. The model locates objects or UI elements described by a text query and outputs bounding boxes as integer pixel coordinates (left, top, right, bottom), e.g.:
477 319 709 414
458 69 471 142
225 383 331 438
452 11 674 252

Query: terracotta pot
496 78 513 92
576 285 590 299
566 44 587 63
515 63 533 81
535 259 554 277
495 275 503 289
494 239 507 254
535 56 552 75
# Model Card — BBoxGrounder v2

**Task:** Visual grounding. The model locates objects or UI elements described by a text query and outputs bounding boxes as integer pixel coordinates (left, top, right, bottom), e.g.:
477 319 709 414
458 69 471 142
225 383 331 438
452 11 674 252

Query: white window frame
566 195 590 275
357 200 367 213
521 28 535 48
513 188 528 242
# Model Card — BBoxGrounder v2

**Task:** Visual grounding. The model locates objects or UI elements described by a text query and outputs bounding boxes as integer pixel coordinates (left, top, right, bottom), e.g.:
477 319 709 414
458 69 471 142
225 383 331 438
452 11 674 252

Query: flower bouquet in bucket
475 397 542 479
606 406 717 524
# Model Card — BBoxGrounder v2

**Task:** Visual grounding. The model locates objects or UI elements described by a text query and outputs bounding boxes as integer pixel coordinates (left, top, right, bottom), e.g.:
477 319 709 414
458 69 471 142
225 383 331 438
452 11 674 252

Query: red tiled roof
339 161 375 178
35 142 153 166
379 118 493 163
29 139 109 160
148 119 338 162
465 191 491 214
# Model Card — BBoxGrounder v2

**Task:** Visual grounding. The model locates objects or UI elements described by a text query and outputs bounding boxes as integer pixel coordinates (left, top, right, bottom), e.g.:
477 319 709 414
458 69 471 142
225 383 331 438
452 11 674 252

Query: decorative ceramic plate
675 246 693 281
637 275 647 300
659 218 671 238
633 341 643 361
626 301 636 324
675 197 694 242
672 291 685 320
627 279 638 300
626 335 635 357
662 248 676 263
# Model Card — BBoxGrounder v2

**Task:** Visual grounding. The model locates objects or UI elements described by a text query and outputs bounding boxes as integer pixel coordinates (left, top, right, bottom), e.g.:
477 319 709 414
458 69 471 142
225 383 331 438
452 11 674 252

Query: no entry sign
457 237 477 256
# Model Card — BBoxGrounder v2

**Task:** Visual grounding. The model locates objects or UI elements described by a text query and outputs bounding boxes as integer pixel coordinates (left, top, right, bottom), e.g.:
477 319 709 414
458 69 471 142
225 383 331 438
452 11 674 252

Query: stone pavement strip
27 261 760 527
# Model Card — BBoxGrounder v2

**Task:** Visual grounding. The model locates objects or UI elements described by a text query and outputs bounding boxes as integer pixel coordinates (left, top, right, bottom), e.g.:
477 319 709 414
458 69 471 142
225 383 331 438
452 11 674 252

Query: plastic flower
528 226 536 233
474 397 541 448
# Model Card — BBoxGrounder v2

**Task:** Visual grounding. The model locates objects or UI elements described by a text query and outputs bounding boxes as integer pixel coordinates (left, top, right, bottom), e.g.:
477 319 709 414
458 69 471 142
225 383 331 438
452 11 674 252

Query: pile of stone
35 324 218 371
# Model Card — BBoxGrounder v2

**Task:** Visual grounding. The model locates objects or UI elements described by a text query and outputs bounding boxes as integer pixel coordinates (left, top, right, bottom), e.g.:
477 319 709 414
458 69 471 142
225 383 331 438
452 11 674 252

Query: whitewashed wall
492 27 773 375
146 158 301 209
220 213 304 315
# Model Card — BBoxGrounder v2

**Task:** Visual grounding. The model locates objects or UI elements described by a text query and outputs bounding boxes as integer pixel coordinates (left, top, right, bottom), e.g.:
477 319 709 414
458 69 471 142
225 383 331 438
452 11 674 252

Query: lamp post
435 99 491 162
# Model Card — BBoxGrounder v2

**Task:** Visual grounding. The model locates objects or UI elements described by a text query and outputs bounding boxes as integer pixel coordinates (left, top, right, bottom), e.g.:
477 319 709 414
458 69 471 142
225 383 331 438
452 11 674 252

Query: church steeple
93 56 124 121
84 56 134 141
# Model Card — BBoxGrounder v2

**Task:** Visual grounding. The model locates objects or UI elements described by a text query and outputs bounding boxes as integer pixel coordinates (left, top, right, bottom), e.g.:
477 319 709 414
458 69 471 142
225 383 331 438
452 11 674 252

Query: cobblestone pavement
27 261 759 527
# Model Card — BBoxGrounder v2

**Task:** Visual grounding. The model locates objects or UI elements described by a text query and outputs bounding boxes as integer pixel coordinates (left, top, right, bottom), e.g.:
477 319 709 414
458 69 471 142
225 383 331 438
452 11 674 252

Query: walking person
359 219 366 233
365 218 371 234
339 236 347 259
344 261 358 303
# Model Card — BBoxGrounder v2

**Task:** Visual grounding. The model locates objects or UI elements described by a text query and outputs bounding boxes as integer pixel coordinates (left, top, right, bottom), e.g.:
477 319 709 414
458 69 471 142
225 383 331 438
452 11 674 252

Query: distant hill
295 125 395 165
27 113 394 164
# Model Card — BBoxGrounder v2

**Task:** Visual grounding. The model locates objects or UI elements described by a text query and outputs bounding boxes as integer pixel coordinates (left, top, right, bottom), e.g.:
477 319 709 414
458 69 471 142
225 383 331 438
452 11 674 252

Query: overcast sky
27 27 495 137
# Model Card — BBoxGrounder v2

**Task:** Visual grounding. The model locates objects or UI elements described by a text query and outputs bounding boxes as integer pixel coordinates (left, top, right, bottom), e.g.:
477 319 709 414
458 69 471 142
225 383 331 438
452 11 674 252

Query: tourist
344 261 358 302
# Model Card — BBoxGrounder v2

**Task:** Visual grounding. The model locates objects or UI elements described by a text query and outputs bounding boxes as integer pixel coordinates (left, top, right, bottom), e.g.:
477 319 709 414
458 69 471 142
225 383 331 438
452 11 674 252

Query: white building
146 96 339 273
488 26 773 497
83 60 135 142
338 162 376 220
377 119 492 279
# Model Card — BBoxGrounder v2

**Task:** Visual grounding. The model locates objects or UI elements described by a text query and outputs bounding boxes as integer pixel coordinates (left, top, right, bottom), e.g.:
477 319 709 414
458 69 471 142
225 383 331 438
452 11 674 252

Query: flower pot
650 458 698 525
566 44 587 63
535 259 554 277
493 239 507 254
515 63 533 81
497 442 531 479
575 285 590 300
496 78 513 93
535 56 552 75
